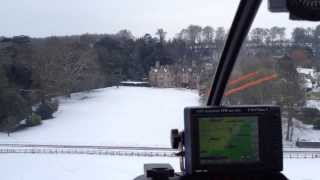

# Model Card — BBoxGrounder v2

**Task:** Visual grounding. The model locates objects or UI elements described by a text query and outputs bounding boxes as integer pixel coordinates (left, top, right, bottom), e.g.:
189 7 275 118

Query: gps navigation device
184 106 283 175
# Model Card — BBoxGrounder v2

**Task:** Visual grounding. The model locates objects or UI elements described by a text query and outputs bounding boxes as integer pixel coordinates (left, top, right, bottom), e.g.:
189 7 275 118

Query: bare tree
250 28 269 46
268 26 287 46
116 29 135 40
202 26 215 44
31 37 102 98
215 27 226 49
186 25 202 44
156 28 167 45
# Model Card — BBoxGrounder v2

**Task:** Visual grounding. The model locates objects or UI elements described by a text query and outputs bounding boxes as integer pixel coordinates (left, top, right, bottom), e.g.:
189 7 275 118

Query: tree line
1 25 320 136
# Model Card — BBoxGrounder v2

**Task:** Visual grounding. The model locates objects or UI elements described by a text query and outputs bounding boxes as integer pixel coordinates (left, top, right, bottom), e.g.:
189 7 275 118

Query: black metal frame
207 0 263 106
184 106 283 175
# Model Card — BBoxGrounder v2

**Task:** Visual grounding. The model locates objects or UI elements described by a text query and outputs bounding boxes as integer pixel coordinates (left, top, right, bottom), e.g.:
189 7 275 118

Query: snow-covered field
0 87 198 146
292 100 320 142
0 86 319 180
281 100 320 145
0 154 180 180
0 154 318 180
290 118 320 143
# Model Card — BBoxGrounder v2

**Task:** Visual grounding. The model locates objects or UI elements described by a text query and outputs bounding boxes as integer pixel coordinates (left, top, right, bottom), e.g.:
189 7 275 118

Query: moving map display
199 116 259 165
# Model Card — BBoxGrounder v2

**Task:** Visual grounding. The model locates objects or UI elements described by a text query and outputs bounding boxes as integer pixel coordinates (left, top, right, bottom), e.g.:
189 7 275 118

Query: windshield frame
207 0 262 106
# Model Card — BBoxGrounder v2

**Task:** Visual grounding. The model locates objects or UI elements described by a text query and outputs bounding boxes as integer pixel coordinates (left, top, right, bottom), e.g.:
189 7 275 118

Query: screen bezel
187 107 278 173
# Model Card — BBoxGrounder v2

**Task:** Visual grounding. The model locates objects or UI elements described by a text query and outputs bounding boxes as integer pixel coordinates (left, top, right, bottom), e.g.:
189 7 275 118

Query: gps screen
198 116 259 165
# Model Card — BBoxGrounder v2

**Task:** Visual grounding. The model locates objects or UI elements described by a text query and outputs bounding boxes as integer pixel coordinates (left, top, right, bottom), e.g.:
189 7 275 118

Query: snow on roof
120 81 148 84
306 100 320 110
296 67 314 76
304 79 313 89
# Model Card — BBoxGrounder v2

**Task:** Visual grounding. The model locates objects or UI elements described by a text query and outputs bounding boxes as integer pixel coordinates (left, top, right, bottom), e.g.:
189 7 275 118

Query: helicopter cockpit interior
134 0 320 179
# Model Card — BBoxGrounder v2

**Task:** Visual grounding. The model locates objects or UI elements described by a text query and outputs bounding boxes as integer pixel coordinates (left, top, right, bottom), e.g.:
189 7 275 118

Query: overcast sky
1 0 319 38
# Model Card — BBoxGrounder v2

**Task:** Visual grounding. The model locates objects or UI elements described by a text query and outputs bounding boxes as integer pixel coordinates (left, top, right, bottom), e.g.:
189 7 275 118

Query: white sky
1 0 319 38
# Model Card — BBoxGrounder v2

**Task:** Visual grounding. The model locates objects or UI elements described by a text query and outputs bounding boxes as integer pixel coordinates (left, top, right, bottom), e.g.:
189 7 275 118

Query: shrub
0 89 31 132
26 113 42 126
3 116 19 135
35 99 59 120
297 107 320 125
313 120 320 130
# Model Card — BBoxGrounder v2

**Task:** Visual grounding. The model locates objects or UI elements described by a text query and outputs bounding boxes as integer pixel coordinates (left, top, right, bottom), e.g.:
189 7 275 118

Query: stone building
149 61 214 90
149 62 176 88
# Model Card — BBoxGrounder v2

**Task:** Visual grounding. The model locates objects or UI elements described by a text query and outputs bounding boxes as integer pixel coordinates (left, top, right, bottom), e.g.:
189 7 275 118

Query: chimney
155 61 160 68
191 60 196 68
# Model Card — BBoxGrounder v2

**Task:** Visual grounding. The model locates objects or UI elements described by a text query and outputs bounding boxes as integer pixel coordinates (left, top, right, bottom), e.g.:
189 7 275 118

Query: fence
1 144 320 159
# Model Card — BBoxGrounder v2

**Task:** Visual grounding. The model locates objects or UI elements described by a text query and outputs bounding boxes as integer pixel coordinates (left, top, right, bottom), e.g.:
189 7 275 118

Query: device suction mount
170 129 185 172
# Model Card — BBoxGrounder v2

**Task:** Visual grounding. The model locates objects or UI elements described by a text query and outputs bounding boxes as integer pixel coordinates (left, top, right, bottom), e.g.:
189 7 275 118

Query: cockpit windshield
220 1 320 179
0 1 319 180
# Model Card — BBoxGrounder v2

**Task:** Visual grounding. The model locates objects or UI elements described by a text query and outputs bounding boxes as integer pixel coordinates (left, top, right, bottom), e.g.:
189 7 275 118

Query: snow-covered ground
307 100 320 110
291 100 320 142
0 154 318 180
0 87 198 146
282 100 320 145
283 159 320 180
0 154 180 180
290 118 320 143
0 86 319 180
